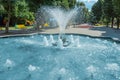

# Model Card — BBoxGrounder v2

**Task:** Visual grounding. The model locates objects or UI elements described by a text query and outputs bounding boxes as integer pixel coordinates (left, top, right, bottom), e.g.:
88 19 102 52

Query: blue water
0 34 120 80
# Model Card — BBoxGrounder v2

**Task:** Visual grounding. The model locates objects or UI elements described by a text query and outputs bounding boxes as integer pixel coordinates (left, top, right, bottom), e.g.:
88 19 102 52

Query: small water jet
57 36 64 48
75 37 80 47
4 59 15 70
70 35 74 44
86 65 98 79
50 35 55 44
43 36 49 46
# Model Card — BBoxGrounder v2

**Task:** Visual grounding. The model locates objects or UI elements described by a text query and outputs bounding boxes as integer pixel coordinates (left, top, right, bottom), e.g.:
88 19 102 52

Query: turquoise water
0 34 120 80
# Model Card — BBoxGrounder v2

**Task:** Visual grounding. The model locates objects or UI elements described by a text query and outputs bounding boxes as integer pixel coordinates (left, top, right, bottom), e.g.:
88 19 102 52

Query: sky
77 0 98 10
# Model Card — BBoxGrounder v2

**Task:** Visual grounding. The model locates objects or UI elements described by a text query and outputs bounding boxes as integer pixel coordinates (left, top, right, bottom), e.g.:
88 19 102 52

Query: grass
0 26 33 30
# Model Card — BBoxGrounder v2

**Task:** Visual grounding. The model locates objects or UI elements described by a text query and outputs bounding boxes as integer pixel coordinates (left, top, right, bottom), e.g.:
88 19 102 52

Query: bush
15 24 26 29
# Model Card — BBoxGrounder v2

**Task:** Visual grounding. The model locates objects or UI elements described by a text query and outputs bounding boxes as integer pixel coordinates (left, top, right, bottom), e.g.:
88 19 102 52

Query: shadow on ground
90 26 120 40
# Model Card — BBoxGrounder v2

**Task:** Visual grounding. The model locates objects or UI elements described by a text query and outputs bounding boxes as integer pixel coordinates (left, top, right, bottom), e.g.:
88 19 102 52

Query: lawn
0 26 33 30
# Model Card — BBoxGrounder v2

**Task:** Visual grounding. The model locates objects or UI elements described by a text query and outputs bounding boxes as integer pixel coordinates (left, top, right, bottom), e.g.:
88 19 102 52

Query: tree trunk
106 18 109 27
117 18 119 29
111 17 114 28
5 0 11 33
106 22 109 27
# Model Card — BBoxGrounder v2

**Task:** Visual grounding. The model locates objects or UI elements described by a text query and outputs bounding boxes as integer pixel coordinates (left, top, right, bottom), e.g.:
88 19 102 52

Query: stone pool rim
0 32 120 43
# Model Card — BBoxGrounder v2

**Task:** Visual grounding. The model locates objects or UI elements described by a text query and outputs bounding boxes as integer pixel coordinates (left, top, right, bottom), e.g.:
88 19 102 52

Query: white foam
28 65 40 72
59 68 66 74
4 59 15 68
31 36 34 38
105 63 119 71
86 65 97 73
20 40 36 44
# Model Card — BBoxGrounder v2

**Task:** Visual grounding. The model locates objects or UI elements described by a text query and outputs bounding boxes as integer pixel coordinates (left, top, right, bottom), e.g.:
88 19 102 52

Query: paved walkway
41 27 120 40
0 26 120 40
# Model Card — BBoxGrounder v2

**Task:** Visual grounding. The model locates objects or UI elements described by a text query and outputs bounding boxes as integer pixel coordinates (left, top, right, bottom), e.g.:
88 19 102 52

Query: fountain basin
0 34 120 80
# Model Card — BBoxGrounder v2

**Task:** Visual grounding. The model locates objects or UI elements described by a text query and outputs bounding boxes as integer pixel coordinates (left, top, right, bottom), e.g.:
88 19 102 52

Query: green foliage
27 0 71 11
89 12 97 24
60 0 69 9
113 0 120 17
68 0 76 8
91 0 102 23
102 0 114 17
14 0 29 18
102 0 114 26
76 2 85 7
0 3 5 14
113 0 120 28
90 0 120 28
0 0 35 32
75 2 90 23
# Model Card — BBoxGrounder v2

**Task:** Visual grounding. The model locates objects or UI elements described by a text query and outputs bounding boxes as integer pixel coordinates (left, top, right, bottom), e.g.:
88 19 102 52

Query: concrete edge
0 32 120 43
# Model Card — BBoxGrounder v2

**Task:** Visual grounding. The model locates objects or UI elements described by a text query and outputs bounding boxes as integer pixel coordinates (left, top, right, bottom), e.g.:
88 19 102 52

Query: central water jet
47 7 78 35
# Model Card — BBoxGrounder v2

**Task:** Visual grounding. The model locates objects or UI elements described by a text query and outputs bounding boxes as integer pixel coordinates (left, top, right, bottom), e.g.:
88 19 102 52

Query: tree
0 2 5 14
61 0 69 9
75 2 89 24
68 0 76 8
91 0 102 24
89 12 97 24
14 0 34 24
113 0 120 29
1 0 15 33
27 0 62 12
0 0 19 33
102 0 114 27
0 0 33 33
26 0 42 12
76 1 85 7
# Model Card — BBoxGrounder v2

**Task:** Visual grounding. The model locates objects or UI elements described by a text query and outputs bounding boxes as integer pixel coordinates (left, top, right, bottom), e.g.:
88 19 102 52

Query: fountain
39 7 79 47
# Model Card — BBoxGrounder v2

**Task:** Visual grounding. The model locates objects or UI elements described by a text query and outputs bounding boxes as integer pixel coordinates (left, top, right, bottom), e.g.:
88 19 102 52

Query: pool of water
0 34 120 80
